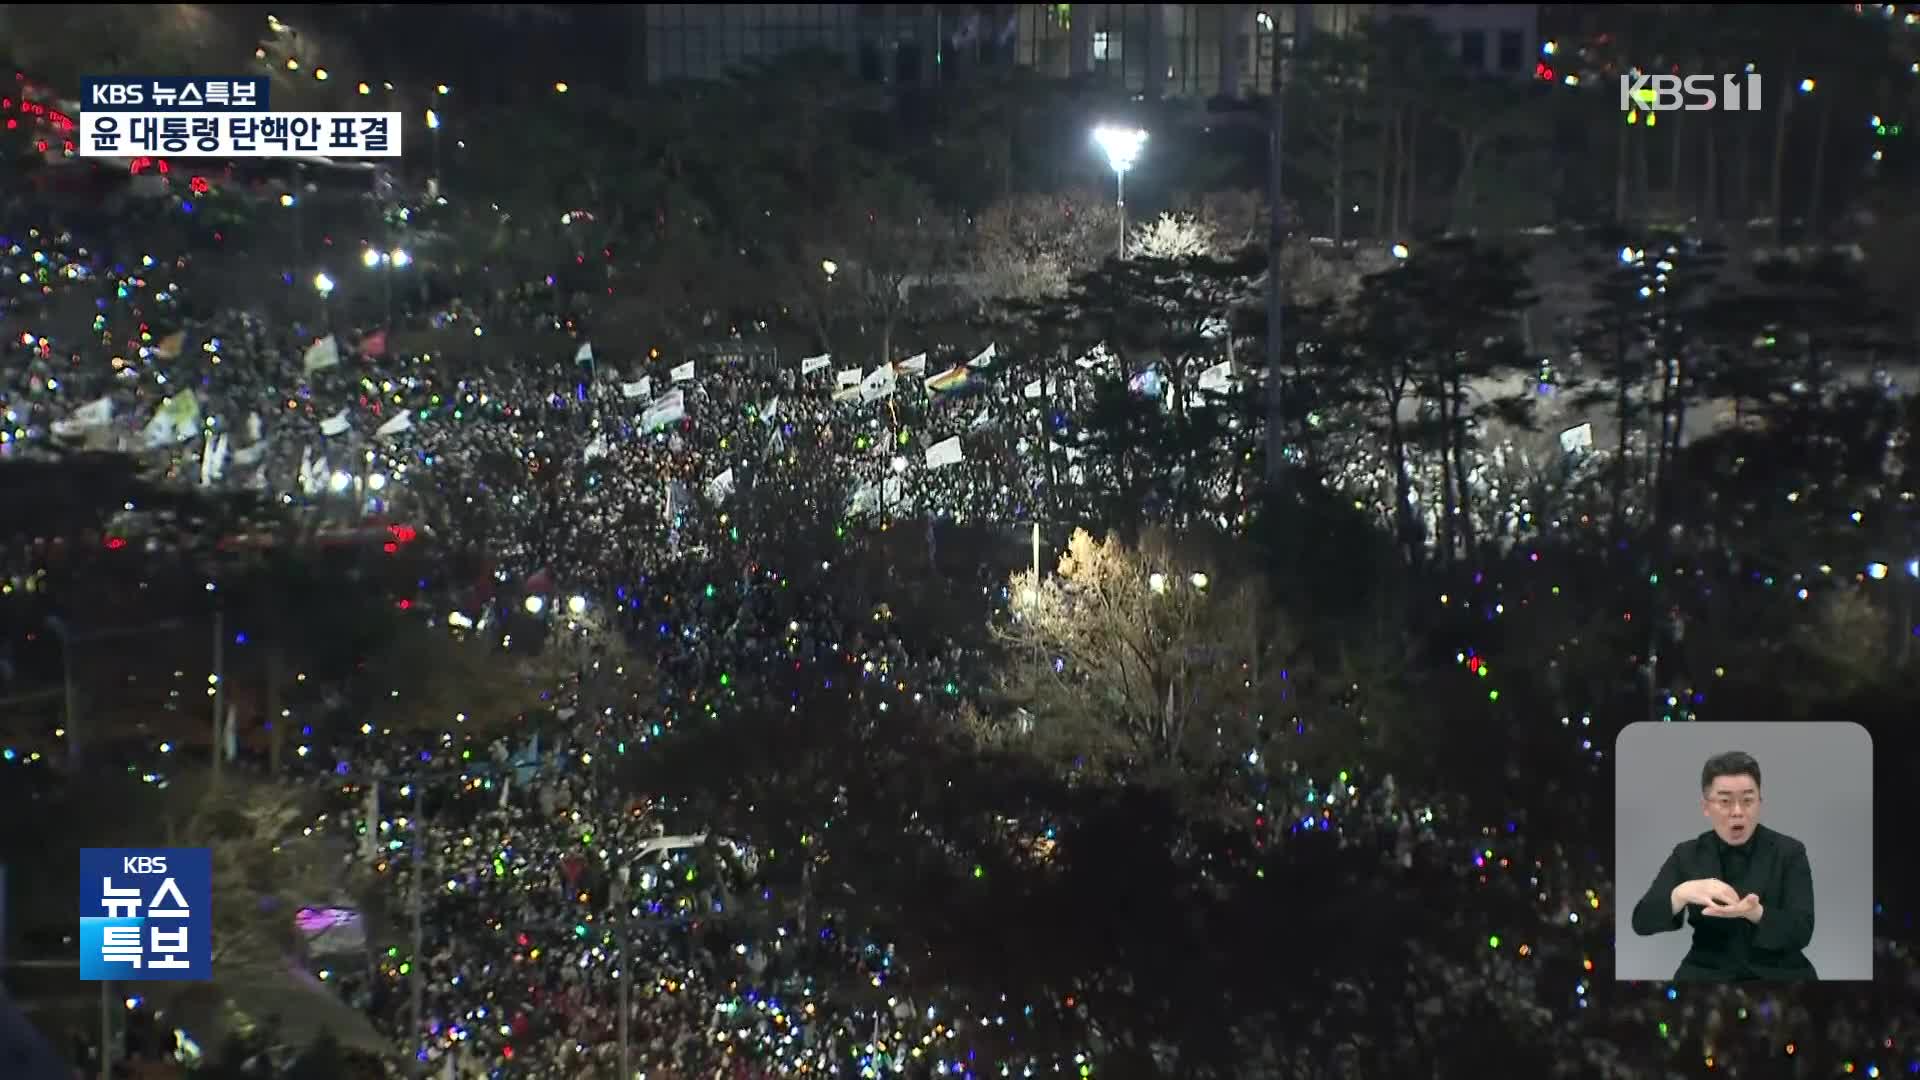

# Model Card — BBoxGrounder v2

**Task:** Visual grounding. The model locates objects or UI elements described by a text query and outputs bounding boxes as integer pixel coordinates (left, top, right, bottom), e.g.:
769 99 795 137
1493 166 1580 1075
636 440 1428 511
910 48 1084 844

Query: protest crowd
3 194 1917 1080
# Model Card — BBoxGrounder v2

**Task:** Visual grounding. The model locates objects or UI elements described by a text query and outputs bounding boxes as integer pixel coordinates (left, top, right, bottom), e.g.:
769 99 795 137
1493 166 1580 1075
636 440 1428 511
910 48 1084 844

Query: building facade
638 4 1540 93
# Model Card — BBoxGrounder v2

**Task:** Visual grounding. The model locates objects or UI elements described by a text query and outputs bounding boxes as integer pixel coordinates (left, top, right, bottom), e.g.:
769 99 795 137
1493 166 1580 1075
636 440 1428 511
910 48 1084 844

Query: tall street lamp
1092 124 1147 258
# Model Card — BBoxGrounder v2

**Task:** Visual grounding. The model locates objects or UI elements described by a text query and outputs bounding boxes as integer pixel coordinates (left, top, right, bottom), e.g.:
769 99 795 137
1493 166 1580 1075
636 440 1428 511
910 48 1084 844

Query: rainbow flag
924 366 969 395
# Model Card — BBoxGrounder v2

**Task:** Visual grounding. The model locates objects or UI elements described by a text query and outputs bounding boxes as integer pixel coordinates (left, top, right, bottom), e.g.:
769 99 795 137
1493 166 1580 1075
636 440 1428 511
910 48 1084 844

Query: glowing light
313 68 329 81
1391 243 1410 259
391 249 411 268
363 248 382 268
1800 78 1816 93
821 259 838 278
524 595 545 615
567 595 587 616
554 82 569 94
425 109 440 130
358 82 371 95
313 272 334 296
1148 572 1167 594
1092 124 1148 173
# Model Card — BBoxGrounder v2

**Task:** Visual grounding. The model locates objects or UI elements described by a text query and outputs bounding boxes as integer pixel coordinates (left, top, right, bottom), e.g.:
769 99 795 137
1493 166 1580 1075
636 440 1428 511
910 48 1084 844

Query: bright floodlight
1093 125 1148 174
524 595 545 615
1190 572 1210 590
567 595 587 616
1391 243 1410 260
821 259 839 278
313 272 335 296
425 109 440 130
1148 572 1168 594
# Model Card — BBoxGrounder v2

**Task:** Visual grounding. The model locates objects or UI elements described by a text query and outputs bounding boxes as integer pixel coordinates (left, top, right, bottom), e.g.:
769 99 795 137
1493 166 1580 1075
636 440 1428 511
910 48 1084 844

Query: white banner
642 389 686 431
836 367 863 388
925 435 965 469
670 361 696 383
861 364 897 403
319 409 352 437
1198 360 1234 392
802 353 833 375
52 397 115 438
302 335 340 374
621 377 651 400
375 410 412 438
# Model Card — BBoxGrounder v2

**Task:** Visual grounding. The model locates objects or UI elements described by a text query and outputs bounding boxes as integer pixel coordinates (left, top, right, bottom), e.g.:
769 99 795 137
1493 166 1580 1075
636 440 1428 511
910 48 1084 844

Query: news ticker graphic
78 847 211 982
79 112 404 159
80 76 272 112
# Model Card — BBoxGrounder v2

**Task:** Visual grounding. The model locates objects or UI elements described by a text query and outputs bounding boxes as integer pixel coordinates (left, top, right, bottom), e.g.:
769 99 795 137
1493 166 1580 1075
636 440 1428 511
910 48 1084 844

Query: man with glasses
1628 751 1818 981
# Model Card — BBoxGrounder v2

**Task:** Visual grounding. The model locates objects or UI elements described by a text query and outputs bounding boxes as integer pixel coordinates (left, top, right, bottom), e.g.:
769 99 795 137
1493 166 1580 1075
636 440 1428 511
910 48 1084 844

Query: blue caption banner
81 76 270 112
78 847 212 981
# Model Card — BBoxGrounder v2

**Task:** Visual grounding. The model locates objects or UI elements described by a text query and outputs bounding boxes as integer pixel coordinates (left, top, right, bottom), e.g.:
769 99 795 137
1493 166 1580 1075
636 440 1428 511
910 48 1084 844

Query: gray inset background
1614 721 1874 981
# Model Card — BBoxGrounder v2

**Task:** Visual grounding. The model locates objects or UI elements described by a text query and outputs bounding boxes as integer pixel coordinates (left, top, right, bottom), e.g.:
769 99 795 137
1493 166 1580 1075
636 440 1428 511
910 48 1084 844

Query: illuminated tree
991 528 1272 774
1129 211 1219 260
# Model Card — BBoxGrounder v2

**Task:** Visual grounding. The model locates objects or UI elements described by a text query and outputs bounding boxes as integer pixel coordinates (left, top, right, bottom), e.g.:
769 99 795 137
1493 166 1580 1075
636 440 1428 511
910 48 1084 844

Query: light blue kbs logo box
78 848 211 981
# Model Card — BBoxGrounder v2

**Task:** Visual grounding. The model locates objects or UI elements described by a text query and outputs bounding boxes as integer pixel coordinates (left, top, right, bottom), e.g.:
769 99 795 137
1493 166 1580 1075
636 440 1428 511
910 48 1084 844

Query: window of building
1496 29 1524 71
1094 30 1111 62
1459 29 1486 70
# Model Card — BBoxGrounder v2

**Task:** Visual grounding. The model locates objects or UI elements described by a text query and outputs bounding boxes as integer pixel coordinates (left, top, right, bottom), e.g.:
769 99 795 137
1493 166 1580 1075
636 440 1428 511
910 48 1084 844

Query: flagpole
410 780 425 1061
211 600 225 784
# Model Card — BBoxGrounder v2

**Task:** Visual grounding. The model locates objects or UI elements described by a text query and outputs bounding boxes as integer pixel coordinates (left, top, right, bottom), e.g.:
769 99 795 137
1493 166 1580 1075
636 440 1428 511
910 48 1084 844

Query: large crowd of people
3 197 1915 1080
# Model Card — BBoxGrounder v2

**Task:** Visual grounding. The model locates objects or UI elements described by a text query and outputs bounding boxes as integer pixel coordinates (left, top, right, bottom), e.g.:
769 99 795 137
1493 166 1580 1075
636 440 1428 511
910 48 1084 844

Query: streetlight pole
617 939 631 1080
409 779 425 1061
1264 8 1308 487
99 978 111 1080
211 600 226 782
1092 125 1148 260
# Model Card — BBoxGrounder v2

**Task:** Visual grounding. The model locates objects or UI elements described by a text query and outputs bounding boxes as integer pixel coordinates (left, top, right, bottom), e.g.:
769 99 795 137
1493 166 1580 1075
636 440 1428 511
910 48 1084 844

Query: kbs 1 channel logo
79 75 402 159
78 848 212 981
1620 72 1764 113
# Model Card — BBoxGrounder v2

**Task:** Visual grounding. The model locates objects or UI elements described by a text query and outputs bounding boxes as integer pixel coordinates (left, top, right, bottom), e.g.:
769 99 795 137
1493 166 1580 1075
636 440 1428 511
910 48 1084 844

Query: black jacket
1629 823 1818 981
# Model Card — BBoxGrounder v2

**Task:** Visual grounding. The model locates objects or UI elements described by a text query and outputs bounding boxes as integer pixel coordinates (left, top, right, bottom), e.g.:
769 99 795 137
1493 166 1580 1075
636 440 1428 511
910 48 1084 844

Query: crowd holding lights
1 206 1914 1074
3 78 1920 1080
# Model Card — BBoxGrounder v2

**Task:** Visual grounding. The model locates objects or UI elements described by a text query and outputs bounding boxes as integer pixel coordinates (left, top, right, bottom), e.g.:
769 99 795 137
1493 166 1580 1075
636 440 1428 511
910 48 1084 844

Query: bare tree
969 189 1120 305
990 528 1271 774
1194 189 1267 252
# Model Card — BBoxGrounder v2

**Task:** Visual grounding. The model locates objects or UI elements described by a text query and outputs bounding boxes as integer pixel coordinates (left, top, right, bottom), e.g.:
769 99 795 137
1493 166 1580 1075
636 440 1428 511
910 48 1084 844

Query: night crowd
2 209 1916 1079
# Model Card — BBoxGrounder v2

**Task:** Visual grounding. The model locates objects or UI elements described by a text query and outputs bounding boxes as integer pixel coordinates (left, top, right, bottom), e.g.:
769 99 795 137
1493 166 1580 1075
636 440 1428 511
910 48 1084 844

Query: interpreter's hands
1702 893 1763 921
1673 877 1741 908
